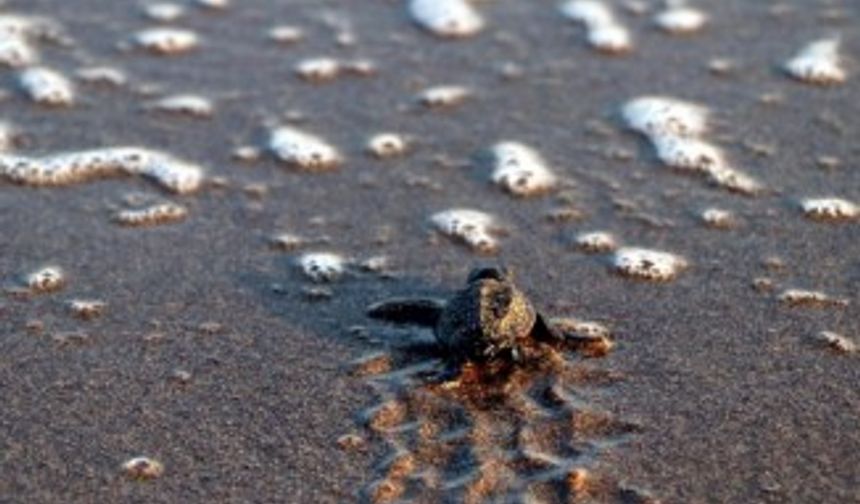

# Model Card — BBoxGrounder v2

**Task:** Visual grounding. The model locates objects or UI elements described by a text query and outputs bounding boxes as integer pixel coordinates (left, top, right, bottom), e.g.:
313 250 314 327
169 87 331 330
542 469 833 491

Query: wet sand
1 0 859 502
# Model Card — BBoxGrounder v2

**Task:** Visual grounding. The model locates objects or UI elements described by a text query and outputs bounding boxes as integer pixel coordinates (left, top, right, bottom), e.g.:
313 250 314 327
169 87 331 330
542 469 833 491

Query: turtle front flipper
366 297 447 327
530 312 563 343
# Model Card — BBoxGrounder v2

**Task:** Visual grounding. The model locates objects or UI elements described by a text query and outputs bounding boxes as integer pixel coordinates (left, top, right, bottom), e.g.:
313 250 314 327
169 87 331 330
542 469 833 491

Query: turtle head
467 265 511 284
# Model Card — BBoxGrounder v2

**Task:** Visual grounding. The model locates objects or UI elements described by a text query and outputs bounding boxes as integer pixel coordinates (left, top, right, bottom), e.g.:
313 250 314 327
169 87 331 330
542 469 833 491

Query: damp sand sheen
1 2 858 504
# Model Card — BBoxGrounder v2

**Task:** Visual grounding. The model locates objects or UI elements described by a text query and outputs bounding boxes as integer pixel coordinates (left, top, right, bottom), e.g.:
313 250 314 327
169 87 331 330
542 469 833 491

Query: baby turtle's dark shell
435 270 536 361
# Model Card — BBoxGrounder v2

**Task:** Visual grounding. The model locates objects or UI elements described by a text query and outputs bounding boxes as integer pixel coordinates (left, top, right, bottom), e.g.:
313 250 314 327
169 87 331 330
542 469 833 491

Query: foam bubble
705 166 761 195
418 85 471 109
622 96 709 137
700 208 735 229
143 3 185 22
337 433 368 451
560 1 614 27
268 25 304 45
146 94 214 118
75 66 127 87
0 14 49 68
358 255 390 274
270 233 307 251
816 331 856 354
114 202 188 226
653 2 708 34
122 457 164 480
0 147 205 193
559 0 632 54
489 142 557 197
816 156 841 171
546 205 584 223
622 0 650 15
784 38 846 85
25 266 65 293
430 208 501 254
555 318 611 339
18 67 74 106
366 133 409 159
295 57 341 82
708 58 735 76
232 147 261 165
575 231 617 253
0 121 17 152
299 252 346 282
166 369 192 385
194 0 230 9
268 126 342 171
133 28 199 55
342 59 377 77
650 135 725 172
622 96 761 194
612 247 688 281
800 197 858 222
778 289 848 307
551 317 614 357
0 35 37 69
408 0 484 39
68 299 106 319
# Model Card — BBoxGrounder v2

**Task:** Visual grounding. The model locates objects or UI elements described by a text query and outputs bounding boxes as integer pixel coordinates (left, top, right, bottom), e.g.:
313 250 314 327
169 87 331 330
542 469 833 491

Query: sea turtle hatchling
355 268 649 503
366 266 611 364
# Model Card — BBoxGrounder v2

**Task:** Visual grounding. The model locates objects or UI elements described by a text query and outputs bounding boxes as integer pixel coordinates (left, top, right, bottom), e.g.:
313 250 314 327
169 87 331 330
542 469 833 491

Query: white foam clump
559 0 632 54
0 14 49 68
68 299 106 319
778 289 848 307
701 208 734 228
612 247 688 281
490 142 557 197
146 94 214 118
653 1 708 34
800 198 858 222
26 265 66 293
299 252 346 282
114 202 188 226
431 208 501 254
622 96 761 195
784 38 846 86
122 456 164 480
18 67 74 106
622 96 708 136
553 317 611 339
408 0 484 39
268 126 342 171
268 26 304 44
294 57 340 82
575 231 617 253
143 3 186 22
270 232 307 251
418 85 471 108
133 28 199 55
0 147 204 193
366 133 409 159
76 66 127 87
194 0 230 9
294 57 376 82
817 331 857 354
0 121 17 152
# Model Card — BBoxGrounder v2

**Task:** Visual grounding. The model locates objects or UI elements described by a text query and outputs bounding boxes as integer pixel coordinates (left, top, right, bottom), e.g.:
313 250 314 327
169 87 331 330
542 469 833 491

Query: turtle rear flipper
366 297 446 327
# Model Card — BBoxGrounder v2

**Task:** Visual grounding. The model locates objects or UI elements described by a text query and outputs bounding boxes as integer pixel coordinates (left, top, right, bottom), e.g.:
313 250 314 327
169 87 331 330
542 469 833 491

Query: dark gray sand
2 0 860 502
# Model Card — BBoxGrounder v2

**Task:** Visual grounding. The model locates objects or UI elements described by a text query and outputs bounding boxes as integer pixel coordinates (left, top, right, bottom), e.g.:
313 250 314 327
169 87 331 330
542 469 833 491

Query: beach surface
1 0 859 502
